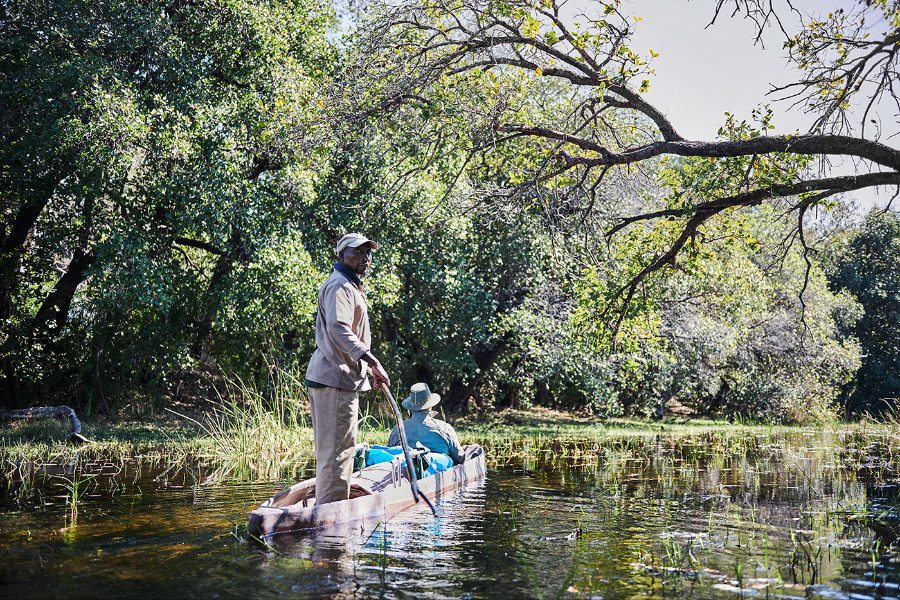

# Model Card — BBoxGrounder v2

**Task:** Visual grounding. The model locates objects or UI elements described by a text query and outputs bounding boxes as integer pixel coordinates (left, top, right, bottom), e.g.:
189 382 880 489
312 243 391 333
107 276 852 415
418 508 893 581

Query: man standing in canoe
305 233 391 504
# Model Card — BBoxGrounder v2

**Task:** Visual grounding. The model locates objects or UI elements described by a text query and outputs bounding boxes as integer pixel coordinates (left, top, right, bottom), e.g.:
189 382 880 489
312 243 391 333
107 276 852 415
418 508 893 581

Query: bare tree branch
336 0 900 335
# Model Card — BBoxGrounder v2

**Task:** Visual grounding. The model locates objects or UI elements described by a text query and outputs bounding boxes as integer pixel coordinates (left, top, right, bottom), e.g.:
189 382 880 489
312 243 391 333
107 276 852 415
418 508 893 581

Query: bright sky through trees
627 0 894 211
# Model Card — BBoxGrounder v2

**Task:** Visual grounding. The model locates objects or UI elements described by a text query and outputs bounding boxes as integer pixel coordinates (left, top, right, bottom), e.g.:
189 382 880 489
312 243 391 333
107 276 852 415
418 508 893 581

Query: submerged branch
2 406 90 444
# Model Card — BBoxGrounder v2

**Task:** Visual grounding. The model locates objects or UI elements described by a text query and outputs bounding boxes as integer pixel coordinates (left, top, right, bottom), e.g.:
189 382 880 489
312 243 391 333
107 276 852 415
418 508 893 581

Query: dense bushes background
2 0 897 422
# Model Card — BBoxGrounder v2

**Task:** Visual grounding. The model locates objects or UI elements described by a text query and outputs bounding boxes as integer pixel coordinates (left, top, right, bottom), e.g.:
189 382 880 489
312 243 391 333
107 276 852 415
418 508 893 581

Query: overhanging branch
173 237 225 255
556 134 900 171
605 171 900 238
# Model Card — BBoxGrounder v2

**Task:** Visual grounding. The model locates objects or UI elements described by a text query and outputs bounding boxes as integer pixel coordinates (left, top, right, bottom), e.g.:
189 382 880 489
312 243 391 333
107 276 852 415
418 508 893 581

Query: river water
1 428 898 599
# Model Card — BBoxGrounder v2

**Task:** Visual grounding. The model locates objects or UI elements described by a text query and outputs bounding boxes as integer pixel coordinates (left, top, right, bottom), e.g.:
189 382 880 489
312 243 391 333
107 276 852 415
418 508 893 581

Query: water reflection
250 480 489 599
0 429 898 599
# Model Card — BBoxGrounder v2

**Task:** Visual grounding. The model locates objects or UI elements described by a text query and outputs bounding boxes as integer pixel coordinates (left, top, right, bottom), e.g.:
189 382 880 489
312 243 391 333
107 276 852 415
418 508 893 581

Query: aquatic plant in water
54 472 98 528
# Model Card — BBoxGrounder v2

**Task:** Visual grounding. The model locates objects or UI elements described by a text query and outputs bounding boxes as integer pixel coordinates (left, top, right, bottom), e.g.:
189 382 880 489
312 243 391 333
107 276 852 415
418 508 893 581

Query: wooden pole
381 384 437 516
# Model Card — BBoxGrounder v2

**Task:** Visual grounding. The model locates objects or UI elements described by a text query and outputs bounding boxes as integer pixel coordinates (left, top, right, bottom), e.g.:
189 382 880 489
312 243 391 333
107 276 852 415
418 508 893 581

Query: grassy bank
3 387 899 481
0 402 778 462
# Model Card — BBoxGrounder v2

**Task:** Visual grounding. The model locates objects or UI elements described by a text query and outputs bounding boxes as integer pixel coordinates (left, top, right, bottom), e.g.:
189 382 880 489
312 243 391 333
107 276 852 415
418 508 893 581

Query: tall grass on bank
466 420 900 474
184 370 393 481
180 370 313 469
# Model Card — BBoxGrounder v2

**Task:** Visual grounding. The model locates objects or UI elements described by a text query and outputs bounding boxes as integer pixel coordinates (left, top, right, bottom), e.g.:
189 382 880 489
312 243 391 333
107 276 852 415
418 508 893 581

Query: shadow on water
1 428 899 599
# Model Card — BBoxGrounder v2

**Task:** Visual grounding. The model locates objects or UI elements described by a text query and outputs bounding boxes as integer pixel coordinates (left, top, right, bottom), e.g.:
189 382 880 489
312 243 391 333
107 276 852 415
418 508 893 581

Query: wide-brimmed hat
402 382 441 411
335 233 379 254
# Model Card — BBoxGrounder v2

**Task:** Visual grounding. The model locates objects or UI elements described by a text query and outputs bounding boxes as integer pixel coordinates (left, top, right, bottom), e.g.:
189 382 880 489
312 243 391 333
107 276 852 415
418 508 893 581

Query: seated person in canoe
387 383 465 465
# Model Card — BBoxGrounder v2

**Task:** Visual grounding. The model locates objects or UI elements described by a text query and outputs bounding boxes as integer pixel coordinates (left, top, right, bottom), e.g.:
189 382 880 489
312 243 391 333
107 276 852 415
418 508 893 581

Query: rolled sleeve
439 424 466 465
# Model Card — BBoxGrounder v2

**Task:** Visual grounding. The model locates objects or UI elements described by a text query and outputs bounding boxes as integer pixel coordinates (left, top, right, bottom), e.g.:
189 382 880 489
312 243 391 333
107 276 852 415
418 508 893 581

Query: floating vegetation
1 420 899 598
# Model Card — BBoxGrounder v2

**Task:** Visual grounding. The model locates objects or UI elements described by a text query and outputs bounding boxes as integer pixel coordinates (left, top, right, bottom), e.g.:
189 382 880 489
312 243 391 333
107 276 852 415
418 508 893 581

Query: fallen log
1 405 91 444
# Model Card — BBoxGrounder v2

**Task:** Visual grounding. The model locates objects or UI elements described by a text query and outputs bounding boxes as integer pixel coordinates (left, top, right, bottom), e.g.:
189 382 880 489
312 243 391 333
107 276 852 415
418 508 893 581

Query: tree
827 209 900 415
298 134 555 414
342 0 900 336
559 199 861 422
1 0 335 409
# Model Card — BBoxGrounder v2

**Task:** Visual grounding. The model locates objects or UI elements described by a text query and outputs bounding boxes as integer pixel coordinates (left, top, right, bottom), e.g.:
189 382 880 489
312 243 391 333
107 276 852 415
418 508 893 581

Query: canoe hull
248 448 487 537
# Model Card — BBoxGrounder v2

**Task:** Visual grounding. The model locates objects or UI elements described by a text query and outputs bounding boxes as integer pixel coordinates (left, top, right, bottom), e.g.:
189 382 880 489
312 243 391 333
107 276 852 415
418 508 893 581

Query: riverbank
3 402 897 469
3 418 899 600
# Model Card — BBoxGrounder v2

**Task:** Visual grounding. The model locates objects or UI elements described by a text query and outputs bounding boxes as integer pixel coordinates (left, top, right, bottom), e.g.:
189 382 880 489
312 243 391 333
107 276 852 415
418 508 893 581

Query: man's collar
333 262 362 287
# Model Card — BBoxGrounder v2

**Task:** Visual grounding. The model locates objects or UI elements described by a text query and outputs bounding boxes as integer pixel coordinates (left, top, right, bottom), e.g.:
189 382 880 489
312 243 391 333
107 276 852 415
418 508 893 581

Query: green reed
177 370 398 481
171 370 314 481
53 471 99 528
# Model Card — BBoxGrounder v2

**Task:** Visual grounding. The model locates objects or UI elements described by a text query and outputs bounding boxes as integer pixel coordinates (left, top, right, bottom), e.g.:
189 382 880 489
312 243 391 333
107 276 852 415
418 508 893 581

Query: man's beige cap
335 233 380 254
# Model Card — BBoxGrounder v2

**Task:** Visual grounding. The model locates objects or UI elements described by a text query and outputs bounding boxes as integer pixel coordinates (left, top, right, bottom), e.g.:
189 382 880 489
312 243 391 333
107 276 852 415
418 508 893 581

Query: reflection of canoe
247 445 487 537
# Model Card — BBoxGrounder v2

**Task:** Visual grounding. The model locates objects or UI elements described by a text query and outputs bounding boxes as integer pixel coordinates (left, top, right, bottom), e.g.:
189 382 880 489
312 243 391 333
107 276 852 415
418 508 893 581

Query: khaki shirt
305 268 371 391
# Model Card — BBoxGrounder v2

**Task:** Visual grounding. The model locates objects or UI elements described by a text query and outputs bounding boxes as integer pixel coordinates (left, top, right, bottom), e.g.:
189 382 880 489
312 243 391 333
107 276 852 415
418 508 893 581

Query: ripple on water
2 432 899 599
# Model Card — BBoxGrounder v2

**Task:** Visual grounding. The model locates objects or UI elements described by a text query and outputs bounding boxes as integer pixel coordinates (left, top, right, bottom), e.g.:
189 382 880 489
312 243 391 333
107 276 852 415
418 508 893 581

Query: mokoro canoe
247 445 487 537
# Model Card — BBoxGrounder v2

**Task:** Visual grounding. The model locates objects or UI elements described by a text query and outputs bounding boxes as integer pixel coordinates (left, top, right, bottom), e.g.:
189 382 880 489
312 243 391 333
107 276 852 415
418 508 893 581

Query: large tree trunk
442 335 512 413
0 162 75 328
29 246 96 340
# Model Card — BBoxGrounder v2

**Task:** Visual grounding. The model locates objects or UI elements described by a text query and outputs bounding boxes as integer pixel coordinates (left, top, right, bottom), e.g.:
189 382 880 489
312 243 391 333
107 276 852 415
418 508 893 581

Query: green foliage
350 158 551 411
658 107 812 212
568 204 861 423
827 209 900 414
214 232 322 369
661 241 861 424
1 0 336 410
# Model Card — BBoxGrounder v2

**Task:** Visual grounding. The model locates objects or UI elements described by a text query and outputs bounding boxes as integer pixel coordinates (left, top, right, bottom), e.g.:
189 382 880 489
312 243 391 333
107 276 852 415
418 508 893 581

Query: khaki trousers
308 386 359 504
